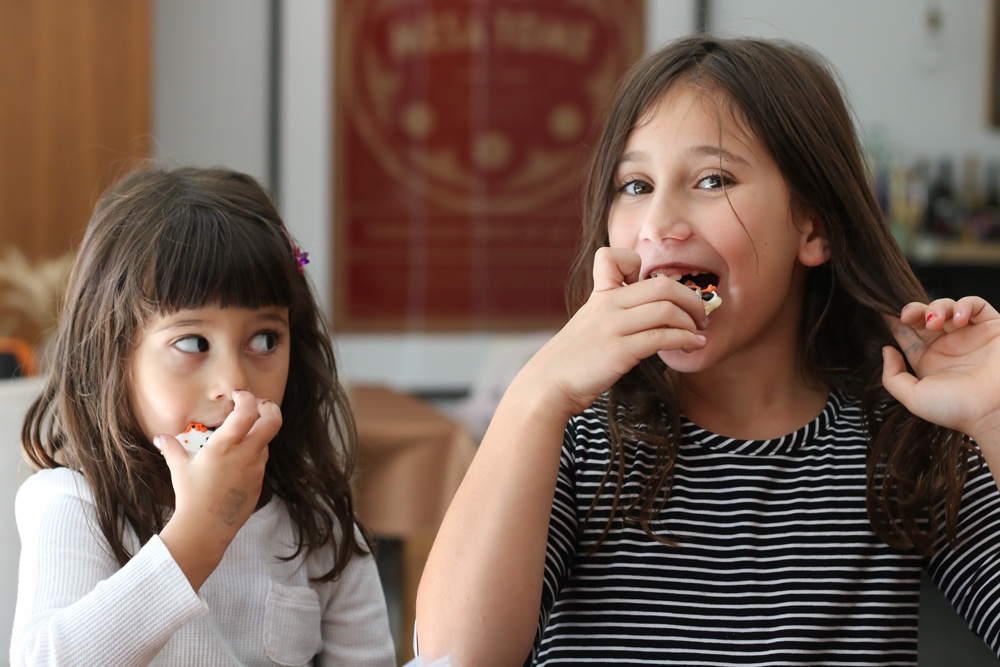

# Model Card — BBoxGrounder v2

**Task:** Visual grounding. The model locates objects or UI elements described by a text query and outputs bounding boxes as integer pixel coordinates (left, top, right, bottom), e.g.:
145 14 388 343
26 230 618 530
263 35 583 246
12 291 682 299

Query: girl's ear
796 212 830 267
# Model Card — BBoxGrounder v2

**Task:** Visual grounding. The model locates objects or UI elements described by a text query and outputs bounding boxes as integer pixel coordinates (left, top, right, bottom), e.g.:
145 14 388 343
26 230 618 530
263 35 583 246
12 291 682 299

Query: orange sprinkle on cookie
176 422 215 457
685 282 722 315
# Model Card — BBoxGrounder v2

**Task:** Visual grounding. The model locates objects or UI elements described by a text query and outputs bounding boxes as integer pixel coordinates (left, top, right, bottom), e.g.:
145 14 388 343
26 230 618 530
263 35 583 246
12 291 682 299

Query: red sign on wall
333 0 644 331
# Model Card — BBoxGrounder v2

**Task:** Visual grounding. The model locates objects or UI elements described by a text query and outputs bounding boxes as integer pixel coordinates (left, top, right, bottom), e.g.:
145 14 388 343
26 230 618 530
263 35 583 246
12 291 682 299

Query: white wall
709 1 1000 164
155 0 1000 392
153 0 271 183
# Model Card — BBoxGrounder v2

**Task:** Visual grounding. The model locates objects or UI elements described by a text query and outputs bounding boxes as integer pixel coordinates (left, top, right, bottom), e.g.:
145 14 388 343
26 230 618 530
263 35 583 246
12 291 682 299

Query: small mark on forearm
212 489 249 525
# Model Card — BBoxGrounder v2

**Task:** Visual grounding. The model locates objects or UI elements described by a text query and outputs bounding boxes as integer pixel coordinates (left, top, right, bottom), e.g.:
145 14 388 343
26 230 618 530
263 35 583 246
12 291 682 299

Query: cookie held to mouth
177 422 215 457
684 280 723 315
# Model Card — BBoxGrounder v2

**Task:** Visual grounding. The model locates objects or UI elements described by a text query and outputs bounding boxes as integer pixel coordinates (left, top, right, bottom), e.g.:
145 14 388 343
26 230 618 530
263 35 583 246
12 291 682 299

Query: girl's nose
211 356 250 400
640 191 692 243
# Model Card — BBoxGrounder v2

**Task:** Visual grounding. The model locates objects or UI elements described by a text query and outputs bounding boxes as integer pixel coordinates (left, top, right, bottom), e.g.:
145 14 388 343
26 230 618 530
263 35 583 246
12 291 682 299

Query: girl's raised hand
156 390 282 590
418 250 707 663
882 296 1000 447
523 246 707 418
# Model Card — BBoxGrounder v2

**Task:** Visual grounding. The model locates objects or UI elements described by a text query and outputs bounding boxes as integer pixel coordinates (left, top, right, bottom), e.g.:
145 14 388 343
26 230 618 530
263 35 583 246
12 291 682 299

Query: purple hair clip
293 244 310 275
284 232 310 275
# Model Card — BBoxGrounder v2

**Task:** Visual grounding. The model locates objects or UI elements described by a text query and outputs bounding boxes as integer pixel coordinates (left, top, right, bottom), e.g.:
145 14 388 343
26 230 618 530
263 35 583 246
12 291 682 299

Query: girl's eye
248 332 279 354
696 173 734 190
174 336 209 353
620 179 652 196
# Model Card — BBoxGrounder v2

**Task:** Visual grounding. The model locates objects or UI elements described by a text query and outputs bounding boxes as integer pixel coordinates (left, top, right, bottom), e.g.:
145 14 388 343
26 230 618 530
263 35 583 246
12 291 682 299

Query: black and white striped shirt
531 390 1000 665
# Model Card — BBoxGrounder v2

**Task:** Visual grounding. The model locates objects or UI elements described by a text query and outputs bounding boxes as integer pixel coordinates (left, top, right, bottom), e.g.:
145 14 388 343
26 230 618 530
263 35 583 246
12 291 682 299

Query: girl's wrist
504 368 584 427
159 511 233 591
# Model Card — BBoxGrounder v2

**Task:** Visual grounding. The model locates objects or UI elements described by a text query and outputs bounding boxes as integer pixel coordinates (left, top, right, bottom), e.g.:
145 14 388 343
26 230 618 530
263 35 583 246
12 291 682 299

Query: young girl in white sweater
11 165 396 666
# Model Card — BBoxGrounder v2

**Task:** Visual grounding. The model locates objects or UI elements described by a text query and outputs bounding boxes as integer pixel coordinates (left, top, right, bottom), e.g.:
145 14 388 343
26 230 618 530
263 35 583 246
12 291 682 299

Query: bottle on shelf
981 159 1000 240
923 158 958 237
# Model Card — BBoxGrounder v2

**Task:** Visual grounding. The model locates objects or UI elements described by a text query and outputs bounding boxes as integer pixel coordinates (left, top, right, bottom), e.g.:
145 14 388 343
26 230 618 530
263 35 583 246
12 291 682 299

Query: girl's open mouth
648 270 722 315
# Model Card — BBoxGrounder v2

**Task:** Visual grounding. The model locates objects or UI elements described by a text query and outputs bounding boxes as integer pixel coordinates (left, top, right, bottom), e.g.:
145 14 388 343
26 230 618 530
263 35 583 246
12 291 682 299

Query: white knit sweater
10 468 396 666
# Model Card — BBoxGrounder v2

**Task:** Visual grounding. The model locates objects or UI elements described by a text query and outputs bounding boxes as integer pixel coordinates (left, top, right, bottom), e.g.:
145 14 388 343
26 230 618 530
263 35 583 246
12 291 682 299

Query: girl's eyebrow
157 318 206 332
617 146 750 167
617 150 647 165
257 311 289 326
154 310 289 333
688 145 750 166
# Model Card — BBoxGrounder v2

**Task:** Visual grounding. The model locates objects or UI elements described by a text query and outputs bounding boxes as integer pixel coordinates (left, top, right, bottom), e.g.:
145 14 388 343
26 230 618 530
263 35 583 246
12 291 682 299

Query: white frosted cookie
701 287 722 315
176 423 214 457
684 280 722 316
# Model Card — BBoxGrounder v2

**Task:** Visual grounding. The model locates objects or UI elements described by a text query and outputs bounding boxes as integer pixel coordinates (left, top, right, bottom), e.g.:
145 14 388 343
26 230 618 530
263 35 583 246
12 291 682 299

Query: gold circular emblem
336 0 642 215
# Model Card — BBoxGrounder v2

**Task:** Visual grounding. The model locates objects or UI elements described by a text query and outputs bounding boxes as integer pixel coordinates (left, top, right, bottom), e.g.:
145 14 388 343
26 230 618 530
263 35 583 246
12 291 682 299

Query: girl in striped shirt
417 35 1000 666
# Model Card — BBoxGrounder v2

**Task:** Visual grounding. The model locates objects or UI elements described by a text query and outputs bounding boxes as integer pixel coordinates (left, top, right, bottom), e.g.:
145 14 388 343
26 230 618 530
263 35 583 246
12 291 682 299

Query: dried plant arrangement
0 244 74 345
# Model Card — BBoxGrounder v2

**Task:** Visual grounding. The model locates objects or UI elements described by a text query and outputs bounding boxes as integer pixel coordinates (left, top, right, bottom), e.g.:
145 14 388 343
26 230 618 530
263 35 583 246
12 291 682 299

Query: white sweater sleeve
10 470 207 667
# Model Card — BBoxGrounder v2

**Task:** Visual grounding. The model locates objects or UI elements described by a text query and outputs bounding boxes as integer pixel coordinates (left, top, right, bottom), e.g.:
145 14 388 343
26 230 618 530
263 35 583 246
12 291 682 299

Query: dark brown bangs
147 204 295 314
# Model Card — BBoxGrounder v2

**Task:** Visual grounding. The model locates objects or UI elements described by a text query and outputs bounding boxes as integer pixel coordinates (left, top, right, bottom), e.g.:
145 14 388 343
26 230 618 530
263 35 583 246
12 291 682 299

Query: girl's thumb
153 434 188 468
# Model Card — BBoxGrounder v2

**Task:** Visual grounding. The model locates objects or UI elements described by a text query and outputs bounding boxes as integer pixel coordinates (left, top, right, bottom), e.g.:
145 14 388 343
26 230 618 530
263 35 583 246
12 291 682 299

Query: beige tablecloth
349 384 478 660
350 384 477 538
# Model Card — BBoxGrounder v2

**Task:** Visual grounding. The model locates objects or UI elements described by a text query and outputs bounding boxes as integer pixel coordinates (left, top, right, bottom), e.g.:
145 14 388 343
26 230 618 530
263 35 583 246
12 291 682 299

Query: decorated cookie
684 280 723 316
176 422 215 457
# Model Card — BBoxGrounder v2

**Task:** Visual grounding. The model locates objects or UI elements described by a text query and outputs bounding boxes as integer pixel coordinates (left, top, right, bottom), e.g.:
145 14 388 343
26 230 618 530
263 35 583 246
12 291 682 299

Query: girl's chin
656 348 711 374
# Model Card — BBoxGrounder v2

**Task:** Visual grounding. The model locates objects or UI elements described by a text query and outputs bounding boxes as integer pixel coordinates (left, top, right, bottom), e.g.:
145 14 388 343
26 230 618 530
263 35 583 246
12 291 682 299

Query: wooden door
0 0 150 356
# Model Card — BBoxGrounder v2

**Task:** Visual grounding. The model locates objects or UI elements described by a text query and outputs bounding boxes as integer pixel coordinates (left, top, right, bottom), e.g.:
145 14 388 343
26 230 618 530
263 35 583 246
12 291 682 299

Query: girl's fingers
881 345 918 406
910 299 958 333
641 327 708 354
956 295 999 325
893 300 955 355
618 299 708 355
624 297 701 337
900 296 998 331
625 277 706 327
208 390 259 446
898 301 928 327
899 296 1000 344
888 296 1000 373
592 247 642 291
255 396 282 423
889 319 931 368
153 433 189 470
244 398 281 459
590 247 707 329
213 389 270 445
591 273 705 333
196 391 280 460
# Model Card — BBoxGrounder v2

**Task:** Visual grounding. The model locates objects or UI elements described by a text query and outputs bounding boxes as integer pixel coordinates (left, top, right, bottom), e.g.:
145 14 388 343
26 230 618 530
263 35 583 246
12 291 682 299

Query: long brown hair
22 165 367 580
568 35 976 555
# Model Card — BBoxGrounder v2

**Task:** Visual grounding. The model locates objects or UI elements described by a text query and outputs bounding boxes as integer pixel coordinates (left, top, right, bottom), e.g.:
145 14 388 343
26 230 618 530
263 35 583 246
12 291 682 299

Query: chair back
0 376 45 662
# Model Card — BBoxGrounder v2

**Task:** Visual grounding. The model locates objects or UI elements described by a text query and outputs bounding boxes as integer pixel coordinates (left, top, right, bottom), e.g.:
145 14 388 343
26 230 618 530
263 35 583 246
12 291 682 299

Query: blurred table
349 384 477 661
